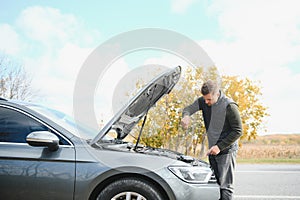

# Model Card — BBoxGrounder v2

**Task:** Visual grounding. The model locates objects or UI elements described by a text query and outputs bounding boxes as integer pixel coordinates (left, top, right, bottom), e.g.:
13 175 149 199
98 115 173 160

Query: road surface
234 164 300 200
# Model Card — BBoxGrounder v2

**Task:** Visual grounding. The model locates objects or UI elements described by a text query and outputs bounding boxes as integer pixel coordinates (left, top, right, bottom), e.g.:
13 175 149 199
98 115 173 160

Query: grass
237 134 300 164
237 158 300 164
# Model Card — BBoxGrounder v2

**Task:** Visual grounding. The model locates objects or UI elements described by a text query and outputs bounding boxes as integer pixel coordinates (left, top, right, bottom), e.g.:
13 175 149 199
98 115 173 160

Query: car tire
96 177 165 200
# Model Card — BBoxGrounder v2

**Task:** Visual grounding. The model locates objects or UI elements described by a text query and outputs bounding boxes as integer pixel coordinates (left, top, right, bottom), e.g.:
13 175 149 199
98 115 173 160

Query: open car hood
90 66 181 145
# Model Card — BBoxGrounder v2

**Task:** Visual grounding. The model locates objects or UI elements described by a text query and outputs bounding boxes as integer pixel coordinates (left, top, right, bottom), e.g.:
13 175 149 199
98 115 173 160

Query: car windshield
27 104 99 139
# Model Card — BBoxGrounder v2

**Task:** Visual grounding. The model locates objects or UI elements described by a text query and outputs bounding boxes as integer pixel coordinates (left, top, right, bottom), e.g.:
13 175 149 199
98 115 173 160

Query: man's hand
207 145 220 156
181 115 191 129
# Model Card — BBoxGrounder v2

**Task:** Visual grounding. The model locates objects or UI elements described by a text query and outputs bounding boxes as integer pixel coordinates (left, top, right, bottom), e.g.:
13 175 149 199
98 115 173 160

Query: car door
0 105 76 200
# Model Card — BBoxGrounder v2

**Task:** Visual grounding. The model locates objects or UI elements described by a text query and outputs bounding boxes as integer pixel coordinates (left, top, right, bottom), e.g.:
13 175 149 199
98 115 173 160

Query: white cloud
25 44 93 114
3 6 101 115
144 53 189 68
17 6 76 45
0 24 23 55
202 0 300 134
259 67 300 133
56 43 93 79
94 57 130 124
16 6 100 49
208 0 300 41
170 0 198 14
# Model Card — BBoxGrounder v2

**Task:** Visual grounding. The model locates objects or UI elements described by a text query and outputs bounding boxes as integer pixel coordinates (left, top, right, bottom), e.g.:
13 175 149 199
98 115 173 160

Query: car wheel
96 177 165 200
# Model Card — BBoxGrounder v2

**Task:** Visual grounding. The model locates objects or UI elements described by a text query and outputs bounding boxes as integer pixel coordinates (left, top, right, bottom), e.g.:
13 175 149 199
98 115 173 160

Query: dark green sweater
182 92 242 152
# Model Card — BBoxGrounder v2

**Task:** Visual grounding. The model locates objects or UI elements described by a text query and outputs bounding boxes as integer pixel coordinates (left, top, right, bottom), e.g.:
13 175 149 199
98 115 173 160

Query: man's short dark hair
201 80 219 95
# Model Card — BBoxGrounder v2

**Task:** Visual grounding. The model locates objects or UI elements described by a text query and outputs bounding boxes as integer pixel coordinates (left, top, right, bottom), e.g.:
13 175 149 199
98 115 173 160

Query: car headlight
168 166 213 184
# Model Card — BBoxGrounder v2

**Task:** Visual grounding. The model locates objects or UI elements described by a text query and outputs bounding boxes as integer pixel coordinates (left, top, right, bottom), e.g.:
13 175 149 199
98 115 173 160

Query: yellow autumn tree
221 76 268 141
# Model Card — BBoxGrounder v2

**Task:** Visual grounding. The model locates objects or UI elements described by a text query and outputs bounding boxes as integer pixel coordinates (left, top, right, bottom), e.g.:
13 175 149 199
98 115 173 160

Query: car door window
0 107 68 144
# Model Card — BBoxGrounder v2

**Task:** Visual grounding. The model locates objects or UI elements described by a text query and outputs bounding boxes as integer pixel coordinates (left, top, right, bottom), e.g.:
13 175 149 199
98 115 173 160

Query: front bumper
158 167 220 200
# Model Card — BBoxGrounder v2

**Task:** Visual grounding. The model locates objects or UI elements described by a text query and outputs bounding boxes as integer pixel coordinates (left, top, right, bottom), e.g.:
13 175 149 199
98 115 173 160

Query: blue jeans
209 151 237 200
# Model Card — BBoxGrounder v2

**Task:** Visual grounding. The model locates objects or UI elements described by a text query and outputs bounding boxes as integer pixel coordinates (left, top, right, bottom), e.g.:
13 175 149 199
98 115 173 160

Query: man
181 80 242 200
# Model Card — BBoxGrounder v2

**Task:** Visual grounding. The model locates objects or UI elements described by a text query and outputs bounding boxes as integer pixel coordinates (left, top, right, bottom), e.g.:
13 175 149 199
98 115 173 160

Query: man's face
203 92 219 106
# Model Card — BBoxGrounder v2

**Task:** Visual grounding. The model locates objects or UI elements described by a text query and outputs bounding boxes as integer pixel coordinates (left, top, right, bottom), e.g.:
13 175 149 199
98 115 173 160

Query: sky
1 0 300 134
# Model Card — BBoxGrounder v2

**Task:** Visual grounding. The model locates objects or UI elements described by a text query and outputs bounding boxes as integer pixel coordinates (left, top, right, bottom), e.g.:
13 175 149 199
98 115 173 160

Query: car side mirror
26 131 60 151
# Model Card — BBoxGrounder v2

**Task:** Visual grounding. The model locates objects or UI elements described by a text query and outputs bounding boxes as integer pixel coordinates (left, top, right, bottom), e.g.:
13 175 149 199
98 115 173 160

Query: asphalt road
234 164 300 200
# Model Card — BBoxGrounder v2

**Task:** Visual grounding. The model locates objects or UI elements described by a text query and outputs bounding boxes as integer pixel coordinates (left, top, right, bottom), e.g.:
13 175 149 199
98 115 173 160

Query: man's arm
216 103 243 151
181 98 202 129
182 98 201 117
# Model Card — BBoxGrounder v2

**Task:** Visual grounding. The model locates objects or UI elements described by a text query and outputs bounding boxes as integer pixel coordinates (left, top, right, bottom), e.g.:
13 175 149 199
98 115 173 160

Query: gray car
0 66 220 200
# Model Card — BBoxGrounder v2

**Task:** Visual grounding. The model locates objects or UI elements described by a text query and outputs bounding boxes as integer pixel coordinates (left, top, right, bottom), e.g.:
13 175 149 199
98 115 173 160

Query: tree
0 54 35 101
130 66 268 158
222 76 268 141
